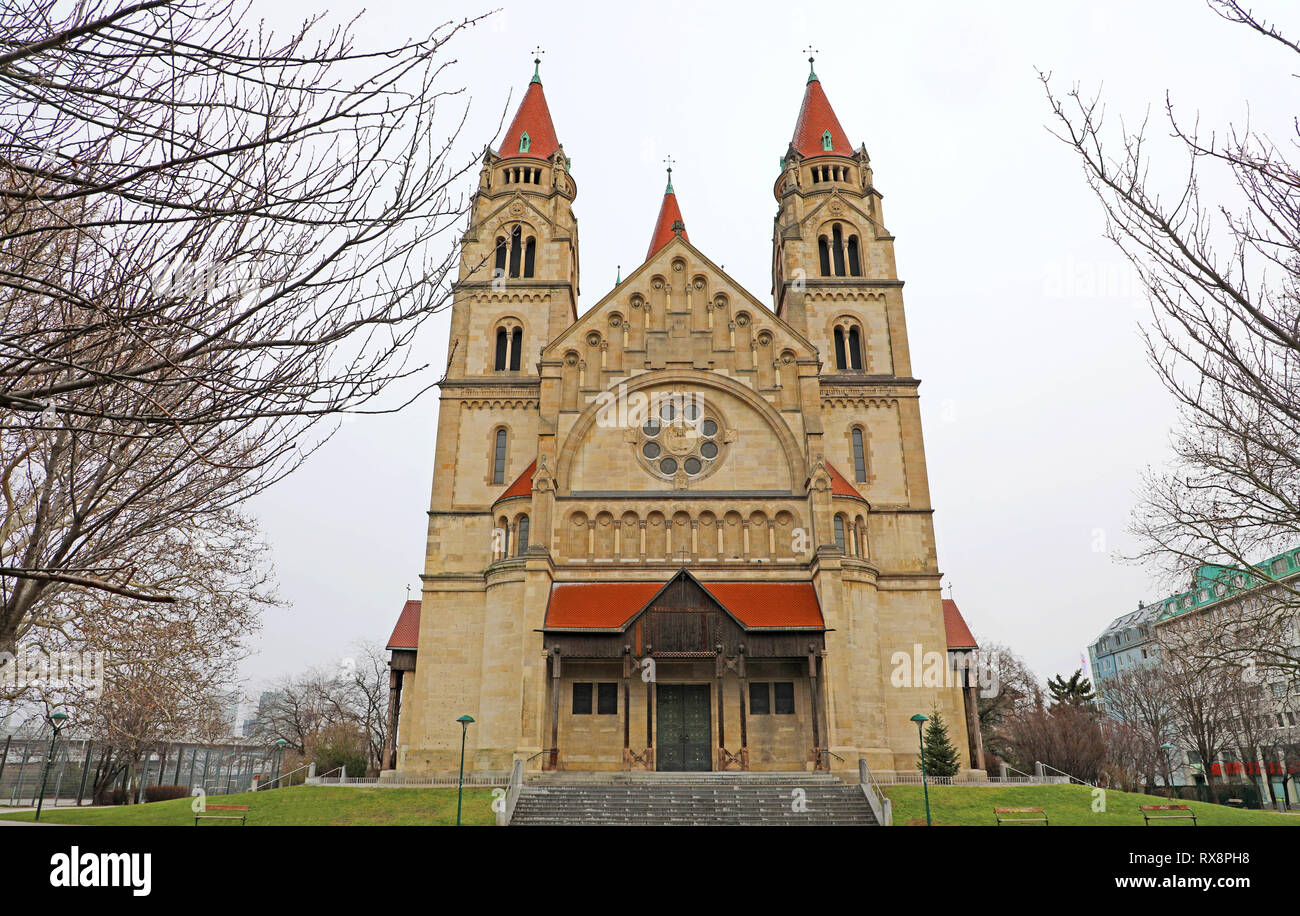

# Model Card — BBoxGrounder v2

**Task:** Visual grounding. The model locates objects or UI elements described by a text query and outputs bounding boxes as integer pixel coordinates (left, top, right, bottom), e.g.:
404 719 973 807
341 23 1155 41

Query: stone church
383 59 980 777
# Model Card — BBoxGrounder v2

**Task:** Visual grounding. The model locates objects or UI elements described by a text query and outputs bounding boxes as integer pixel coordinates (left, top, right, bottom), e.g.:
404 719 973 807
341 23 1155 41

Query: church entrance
656 684 711 771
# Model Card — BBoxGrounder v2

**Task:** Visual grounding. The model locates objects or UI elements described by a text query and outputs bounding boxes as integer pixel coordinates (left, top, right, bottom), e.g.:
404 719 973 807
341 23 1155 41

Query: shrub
143 784 190 803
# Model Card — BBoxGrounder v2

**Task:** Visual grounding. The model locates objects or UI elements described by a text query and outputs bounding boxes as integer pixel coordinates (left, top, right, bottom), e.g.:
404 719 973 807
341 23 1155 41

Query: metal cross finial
663 155 675 192
531 46 545 82
803 46 819 80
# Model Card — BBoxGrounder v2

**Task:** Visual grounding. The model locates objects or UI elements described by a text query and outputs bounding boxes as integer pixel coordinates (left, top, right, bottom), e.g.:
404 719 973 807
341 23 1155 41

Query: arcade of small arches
494 223 537 280
535 507 870 564
493 318 525 372
817 222 862 277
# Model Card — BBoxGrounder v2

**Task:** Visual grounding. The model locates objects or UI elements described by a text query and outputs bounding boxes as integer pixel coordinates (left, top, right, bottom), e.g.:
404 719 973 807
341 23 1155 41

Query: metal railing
498 758 524 826
858 758 893 826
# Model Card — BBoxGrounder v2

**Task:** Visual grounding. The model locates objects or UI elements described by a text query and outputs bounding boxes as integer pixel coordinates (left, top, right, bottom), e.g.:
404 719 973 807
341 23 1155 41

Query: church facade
386 60 977 777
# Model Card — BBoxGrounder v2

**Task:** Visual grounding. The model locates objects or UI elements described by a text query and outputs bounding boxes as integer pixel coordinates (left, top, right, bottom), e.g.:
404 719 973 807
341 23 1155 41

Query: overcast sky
237 0 1295 695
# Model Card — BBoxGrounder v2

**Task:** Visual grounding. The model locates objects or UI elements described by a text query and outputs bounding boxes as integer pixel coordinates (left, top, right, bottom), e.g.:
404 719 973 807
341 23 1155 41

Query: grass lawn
0 785 498 826
883 784 1300 826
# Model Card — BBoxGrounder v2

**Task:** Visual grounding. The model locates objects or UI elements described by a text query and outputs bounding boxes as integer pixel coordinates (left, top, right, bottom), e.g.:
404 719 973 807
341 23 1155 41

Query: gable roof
943 599 978 650
543 572 825 631
387 599 421 651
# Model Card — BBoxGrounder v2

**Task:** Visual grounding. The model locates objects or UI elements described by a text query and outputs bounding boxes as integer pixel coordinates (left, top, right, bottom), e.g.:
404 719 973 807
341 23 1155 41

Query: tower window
517 515 530 555
847 235 861 276
509 326 523 371
834 327 847 370
831 224 846 276
833 515 846 554
852 428 867 482
848 326 863 370
494 327 508 371
524 237 536 278
818 236 831 276
508 226 522 278
494 236 507 277
822 129 833 152
519 131 531 153
492 428 507 485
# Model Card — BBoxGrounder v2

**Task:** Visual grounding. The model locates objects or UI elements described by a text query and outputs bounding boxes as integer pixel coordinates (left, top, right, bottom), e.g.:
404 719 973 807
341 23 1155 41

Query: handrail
858 758 893 826
498 757 524 826
1038 761 1094 787
260 761 312 790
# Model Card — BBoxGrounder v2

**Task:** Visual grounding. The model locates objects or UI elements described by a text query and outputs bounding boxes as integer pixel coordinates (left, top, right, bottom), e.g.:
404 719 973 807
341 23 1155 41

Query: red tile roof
826 461 868 502
791 76 853 158
943 599 978 650
497 458 536 502
386 599 421 650
498 80 559 160
646 185 688 260
543 579 824 630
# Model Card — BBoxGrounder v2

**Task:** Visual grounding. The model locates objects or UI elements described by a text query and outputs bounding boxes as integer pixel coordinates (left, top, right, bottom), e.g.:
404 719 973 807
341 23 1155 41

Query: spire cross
530 46 545 82
803 46 819 81
663 155 675 192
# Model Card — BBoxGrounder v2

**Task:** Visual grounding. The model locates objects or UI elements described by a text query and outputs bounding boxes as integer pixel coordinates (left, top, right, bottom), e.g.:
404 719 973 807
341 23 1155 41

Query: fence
0 733 286 808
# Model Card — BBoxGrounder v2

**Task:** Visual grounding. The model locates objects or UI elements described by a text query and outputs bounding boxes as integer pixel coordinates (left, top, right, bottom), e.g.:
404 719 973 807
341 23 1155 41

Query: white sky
239 0 1296 693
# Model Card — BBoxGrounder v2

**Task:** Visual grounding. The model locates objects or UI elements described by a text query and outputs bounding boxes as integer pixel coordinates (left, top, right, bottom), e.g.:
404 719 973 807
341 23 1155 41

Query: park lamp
911 713 932 827
34 711 70 822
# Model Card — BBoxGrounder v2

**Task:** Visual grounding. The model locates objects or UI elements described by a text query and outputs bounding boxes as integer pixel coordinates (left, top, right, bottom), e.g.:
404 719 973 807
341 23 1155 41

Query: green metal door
656 684 712 772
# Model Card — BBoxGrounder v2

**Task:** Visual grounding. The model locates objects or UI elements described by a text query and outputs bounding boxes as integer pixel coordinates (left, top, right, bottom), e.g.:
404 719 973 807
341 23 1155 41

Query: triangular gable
541 233 819 360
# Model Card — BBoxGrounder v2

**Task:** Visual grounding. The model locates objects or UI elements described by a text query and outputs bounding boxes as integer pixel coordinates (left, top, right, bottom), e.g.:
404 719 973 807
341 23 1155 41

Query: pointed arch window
822 129 833 152
516 515 530 555
831 224 846 276
519 131 531 154
847 235 861 276
852 427 867 482
848 326 863 370
818 236 831 276
833 515 846 553
833 327 847 370
509 327 523 371
492 428 508 485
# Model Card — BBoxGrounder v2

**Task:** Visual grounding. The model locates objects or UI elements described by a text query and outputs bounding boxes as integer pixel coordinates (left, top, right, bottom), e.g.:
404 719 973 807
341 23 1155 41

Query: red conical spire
646 166 688 260
790 57 853 158
498 58 560 160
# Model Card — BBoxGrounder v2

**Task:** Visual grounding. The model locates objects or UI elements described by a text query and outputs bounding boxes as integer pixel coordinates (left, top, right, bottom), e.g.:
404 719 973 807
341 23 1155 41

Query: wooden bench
194 804 249 826
1140 804 1196 825
994 806 1048 825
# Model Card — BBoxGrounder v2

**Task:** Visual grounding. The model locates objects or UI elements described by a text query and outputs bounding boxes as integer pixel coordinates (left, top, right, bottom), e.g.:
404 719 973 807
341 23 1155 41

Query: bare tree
973 639 1038 766
0 1 485 651
1043 1 1300 680
1099 665 1175 787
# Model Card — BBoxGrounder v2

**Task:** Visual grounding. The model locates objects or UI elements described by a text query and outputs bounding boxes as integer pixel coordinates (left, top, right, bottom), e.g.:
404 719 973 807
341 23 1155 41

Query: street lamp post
34 711 69 822
272 738 287 789
911 713 932 827
456 715 475 826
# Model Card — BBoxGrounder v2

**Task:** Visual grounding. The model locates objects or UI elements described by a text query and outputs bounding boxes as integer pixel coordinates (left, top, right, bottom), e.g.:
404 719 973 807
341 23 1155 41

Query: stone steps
510 783 878 826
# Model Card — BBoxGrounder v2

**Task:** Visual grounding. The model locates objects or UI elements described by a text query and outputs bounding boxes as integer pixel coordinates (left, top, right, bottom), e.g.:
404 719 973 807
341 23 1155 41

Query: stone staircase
510 772 878 826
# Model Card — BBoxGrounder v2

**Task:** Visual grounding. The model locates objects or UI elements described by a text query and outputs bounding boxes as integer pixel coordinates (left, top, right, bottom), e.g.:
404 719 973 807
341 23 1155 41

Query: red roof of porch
386 599 421 651
543 579 824 630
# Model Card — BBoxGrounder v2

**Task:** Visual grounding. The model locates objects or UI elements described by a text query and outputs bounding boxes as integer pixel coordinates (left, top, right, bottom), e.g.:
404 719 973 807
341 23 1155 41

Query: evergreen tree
917 704 961 777
1047 669 1096 708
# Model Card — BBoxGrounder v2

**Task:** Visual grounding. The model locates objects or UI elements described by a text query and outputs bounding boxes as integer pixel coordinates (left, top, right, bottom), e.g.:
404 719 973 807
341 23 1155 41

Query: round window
632 395 727 482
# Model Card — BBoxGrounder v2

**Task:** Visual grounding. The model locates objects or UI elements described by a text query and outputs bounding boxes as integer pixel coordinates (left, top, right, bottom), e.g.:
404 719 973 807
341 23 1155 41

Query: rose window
636 398 725 481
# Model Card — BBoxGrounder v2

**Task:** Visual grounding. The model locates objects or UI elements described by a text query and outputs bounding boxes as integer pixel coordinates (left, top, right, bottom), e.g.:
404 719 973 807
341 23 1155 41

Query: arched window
831 224 846 276
523 237 536 278
851 428 867 482
494 327 508 371
492 428 507 485
847 235 861 276
516 515 530 555
834 327 847 370
497 516 510 558
519 131 531 153
509 327 523 371
494 236 507 277
833 515 846 554
818 236 831 276
847 326 863 370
